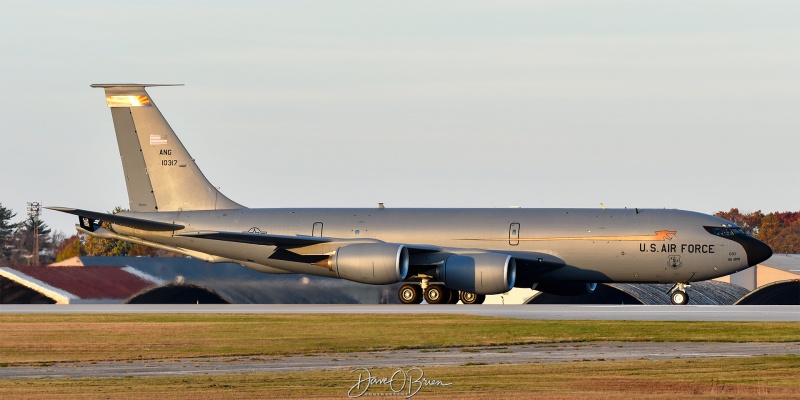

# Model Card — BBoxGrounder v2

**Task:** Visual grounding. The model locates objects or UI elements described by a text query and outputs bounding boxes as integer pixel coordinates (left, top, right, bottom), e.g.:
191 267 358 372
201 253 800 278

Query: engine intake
438 253 516 295
333 243 409 285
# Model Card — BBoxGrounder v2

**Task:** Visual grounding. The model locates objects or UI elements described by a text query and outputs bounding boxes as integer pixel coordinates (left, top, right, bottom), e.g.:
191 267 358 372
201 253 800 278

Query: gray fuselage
115 207 756 286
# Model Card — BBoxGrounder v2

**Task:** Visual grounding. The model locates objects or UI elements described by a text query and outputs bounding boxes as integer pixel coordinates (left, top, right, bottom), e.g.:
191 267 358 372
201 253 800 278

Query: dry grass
0 314 798 364
0 356 798 399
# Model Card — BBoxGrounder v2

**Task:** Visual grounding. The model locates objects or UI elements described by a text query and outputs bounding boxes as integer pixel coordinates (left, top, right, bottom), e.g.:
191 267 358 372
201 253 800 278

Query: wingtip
45 206 74 212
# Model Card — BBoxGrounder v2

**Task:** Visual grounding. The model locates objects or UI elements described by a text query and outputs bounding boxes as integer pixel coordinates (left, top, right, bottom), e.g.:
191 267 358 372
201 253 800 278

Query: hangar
734 280 800 305
715 254 800 290
523 254 800 305
525 281 749 305
0 265 157 304
1 256 402 304
716 254 800 305
127 284 231 304
1 255 797 305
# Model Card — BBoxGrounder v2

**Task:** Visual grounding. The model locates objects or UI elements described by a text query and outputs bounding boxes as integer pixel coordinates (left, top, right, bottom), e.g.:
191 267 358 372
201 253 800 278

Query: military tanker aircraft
49 84 773 305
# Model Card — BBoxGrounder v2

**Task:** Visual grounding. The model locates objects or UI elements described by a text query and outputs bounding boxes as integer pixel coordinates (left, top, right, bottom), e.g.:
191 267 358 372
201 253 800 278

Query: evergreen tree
0 203 16 258
15 214 53 263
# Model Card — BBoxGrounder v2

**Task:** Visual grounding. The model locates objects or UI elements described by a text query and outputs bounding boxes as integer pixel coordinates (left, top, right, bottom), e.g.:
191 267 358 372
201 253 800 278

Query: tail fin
92 84 243 212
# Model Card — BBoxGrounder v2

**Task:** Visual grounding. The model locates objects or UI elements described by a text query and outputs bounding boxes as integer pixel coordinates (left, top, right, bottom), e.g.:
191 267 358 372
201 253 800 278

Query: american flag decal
150 135 168 145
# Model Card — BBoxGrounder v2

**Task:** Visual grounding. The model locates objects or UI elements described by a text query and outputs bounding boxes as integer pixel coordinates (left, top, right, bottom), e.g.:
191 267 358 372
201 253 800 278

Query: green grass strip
0 356 798 399
1 314 798 364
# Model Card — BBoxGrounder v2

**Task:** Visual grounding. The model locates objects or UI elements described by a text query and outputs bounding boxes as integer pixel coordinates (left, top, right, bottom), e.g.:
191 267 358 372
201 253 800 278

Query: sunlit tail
92 84 243 212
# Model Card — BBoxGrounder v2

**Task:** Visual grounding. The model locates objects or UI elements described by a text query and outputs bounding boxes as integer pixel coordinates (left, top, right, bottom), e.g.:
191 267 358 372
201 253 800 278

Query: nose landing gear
669 282 690 305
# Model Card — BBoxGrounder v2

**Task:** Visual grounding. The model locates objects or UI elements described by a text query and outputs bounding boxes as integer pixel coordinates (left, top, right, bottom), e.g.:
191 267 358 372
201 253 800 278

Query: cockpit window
704 226 747 237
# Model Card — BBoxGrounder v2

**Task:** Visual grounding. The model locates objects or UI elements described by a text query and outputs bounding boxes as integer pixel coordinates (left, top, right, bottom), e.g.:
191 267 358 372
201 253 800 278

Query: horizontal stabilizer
47 207 184 232
90 83 184 88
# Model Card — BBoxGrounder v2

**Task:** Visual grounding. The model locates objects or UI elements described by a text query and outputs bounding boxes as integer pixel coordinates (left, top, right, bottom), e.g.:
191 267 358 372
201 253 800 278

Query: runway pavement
3 342 799 379
1 304 799 321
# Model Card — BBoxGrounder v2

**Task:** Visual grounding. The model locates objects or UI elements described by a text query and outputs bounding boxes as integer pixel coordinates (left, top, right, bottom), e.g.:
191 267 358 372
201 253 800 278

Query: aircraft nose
744 237 773 266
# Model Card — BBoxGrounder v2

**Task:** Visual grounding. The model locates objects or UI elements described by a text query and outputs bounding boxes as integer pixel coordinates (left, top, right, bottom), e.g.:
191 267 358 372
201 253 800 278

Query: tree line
715 208 799 254
1 203 57 265
1 202 797 266
0 203 162 266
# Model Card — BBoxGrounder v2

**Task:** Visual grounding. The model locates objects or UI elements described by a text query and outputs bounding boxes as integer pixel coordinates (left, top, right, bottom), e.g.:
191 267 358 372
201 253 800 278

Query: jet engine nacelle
438 253 516 295
532 282 597 296
333 243 409 285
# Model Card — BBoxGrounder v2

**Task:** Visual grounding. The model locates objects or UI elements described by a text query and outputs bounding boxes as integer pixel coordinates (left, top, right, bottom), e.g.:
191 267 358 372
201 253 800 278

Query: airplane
49 84 773 305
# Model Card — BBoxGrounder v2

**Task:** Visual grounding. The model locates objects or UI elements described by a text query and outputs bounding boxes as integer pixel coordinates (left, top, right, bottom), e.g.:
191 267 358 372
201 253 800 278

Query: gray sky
1 1 798 236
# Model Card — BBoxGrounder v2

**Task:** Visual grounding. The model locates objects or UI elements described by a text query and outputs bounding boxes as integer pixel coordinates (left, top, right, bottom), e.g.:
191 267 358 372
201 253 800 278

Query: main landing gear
397 279 485 305
669 282 690 305
398 284 423 304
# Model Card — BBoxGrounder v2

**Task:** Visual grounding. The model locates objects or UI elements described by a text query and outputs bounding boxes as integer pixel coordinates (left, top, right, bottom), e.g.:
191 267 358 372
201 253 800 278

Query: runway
1 304 799 321
4 342 799 379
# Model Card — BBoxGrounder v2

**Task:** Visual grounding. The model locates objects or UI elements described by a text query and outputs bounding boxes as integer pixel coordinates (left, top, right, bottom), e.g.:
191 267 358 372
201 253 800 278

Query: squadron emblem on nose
667 255 682 269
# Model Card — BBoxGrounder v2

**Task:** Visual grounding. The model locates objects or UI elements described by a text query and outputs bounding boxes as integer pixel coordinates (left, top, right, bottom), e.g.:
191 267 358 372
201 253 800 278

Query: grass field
2 314 799 399
1 356 798 399
1 314 799 364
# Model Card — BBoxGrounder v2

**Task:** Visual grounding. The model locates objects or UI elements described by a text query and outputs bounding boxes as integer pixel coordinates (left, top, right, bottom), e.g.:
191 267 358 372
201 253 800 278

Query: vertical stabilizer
92 84 243 212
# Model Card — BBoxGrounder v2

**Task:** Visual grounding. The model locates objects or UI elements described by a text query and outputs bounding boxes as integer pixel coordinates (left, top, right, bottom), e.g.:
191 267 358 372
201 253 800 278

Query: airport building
1 256 402 304
0 255 797 305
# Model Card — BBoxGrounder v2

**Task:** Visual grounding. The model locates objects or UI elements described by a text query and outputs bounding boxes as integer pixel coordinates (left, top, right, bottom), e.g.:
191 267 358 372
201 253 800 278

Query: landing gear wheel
459 291 486 305
424 284 448 304
670 290 689 305
398 284 423 304
446 289 460 304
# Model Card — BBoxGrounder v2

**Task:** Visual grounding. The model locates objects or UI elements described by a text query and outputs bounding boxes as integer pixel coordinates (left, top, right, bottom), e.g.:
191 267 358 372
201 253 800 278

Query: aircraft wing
176 230 334 247
176 230 444 253
177 229 564 284
47 207 185 232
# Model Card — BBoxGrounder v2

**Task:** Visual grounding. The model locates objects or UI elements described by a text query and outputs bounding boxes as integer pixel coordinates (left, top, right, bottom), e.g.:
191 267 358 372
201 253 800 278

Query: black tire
670 290 689 305
459 291 486 305
424 284 448 304
398 284 422 304
446 289 460 304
